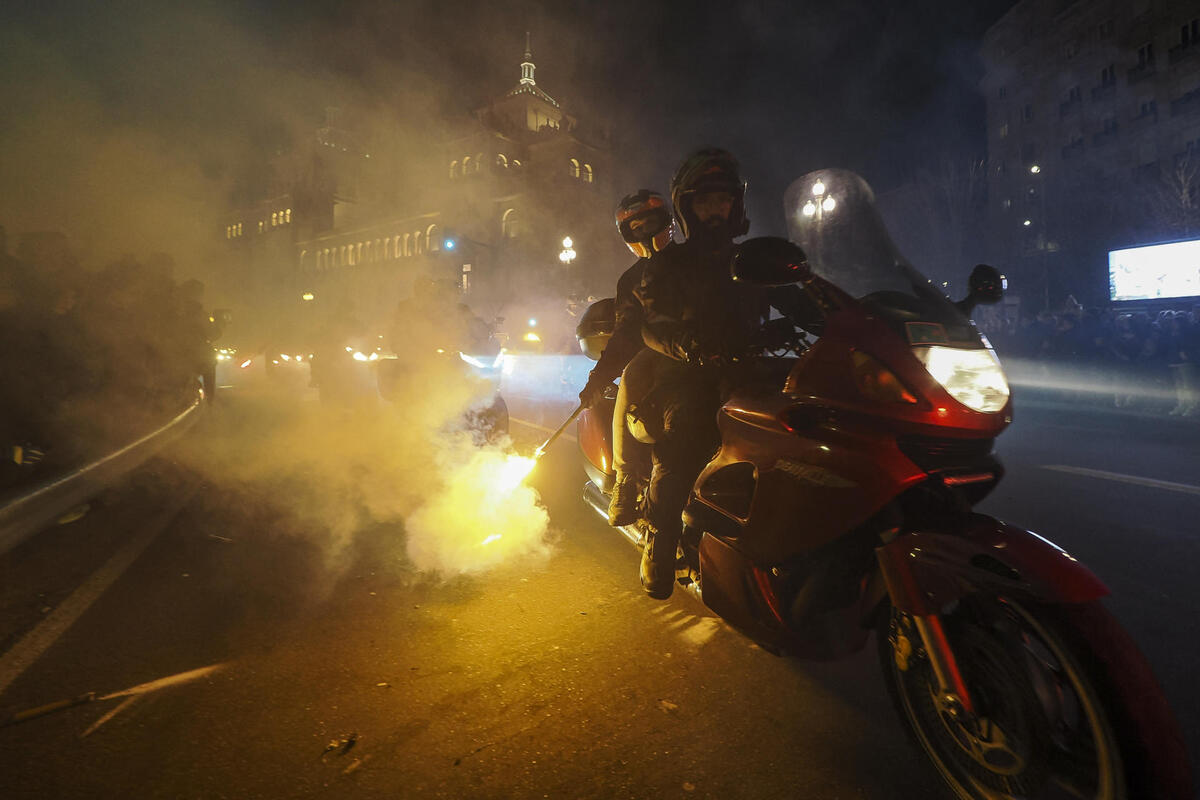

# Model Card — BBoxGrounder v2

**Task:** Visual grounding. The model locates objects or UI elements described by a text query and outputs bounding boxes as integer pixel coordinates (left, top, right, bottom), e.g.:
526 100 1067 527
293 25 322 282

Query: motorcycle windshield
783 169 954 318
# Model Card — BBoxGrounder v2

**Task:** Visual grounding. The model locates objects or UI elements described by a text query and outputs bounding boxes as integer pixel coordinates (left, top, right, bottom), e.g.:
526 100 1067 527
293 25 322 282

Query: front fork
877 544 976 716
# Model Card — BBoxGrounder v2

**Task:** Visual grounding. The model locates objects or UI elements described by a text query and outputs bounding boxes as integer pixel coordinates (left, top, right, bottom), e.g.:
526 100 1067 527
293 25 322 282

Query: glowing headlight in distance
914 345 1010 413
352 351 368 362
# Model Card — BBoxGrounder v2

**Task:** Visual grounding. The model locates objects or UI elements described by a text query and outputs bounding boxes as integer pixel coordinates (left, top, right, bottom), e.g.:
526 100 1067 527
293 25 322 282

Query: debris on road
322 732 359 759
342 755 372 775
0 692 95 727
56 504 91 525
658 699 679 714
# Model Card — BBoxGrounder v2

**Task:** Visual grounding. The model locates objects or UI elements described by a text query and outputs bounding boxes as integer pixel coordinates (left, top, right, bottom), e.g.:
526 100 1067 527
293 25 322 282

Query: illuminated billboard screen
1109 239 1200 302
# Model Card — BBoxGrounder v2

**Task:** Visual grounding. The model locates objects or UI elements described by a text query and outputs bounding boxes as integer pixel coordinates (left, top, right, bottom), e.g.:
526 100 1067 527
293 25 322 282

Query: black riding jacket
586 253 658 386
637 236 819 363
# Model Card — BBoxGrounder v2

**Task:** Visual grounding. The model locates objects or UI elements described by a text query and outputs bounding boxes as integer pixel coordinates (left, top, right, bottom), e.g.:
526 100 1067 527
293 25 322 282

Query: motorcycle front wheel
878 596 1189 800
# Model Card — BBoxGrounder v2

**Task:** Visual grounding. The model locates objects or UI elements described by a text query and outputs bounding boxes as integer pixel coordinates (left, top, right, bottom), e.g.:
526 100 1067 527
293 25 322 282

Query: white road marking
0 482 200 697
1043 465 1200 497
510 416 577 441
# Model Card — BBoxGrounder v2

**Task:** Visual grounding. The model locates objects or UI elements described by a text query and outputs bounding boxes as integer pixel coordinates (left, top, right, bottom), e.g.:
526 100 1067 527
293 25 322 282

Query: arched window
501 207 520 239
413 230 423 254
272 211 278 226
285 208 292 223
339 246 347 267
356 243 363 264
496 153 508 168
403 233 411 257
583 164 593 183
474 153 484 172
300 249 308 269
511 159 521 169
426 224 441 251
568 158 580 178
325 248 332 268
462 155 472 175
366 241 373 262
449 160 458 179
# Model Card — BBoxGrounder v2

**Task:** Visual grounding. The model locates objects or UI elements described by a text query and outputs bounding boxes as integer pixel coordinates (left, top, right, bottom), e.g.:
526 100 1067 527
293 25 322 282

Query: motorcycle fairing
690 389 929 564
876 514 1110 617
697 532 873 660
578 401 616 492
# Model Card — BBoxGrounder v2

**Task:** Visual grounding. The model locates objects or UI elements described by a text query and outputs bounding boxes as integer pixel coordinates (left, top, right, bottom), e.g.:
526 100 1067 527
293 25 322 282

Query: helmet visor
618 207 672 245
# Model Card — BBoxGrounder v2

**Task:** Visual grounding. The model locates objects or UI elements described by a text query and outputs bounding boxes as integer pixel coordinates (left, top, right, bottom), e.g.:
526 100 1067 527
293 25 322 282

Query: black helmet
669 148 749 240
615 190 674 259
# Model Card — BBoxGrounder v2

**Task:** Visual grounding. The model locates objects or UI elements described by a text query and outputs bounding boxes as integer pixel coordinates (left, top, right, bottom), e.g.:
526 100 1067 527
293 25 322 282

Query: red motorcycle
574 169 1192 800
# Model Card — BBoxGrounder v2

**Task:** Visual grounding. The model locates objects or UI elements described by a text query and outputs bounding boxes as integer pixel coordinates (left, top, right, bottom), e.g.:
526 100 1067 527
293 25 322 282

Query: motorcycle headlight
913 346 1009 413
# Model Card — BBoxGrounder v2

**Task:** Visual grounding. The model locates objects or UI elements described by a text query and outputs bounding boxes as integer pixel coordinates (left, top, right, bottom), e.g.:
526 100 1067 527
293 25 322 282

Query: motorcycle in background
574 169 1192 800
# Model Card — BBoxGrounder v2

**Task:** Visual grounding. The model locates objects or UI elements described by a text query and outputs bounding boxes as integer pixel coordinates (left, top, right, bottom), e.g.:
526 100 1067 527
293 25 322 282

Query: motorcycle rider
634 148 818 599
577 190 675 526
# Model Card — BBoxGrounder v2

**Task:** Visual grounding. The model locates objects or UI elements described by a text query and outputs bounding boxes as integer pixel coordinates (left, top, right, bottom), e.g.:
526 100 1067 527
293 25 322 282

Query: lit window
259 221 265 233
512 159 522 169
272 212 278 226
285 208 291 223
496 153 508 168
426 224 440 251
450 160 458 179
583 163 593 183
236 223 242 236
413 231 423 254
568 158 580 178
226 226 231 239
462 156 472 175
403 233 411 257
502 207 520 238
999 123 1009 139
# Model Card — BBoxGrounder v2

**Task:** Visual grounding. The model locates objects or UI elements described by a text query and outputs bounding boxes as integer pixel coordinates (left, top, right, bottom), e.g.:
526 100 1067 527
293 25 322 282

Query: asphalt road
0 389 1196 799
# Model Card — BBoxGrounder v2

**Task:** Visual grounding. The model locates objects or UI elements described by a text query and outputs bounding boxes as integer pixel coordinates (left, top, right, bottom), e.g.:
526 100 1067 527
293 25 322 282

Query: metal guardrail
0 391 205 557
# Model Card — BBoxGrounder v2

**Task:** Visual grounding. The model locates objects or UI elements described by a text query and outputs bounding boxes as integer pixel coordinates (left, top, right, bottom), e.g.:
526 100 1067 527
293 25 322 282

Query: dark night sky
0 0 1019 261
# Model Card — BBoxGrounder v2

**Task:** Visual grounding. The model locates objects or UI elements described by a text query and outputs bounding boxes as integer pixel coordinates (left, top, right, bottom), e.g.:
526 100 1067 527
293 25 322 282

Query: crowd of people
0 226 213 489
976 298 1200 416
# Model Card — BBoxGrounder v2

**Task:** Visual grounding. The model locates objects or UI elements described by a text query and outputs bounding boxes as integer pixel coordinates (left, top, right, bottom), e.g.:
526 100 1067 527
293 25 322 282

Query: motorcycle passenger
577 190 675 526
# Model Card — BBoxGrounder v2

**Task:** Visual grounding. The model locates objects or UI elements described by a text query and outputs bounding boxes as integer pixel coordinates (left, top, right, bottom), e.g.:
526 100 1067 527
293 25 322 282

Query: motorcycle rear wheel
879 597 1148 800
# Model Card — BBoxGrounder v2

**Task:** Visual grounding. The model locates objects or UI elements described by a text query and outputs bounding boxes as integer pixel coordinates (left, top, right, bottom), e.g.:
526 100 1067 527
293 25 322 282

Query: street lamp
801 179 837 220
558 236 576 265
302 291 315 301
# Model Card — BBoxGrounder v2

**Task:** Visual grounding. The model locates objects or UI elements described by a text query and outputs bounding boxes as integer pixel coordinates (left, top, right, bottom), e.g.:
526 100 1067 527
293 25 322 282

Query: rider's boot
607 471 640 527
639 522 678 599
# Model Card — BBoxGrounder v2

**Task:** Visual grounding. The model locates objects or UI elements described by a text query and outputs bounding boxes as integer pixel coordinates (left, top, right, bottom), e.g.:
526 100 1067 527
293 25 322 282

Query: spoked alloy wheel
880 597 1125 799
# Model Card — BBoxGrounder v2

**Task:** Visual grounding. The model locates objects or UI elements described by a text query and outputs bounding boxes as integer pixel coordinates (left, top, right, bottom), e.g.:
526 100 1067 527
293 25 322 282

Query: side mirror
967 264 1004 306
732 237 809 286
